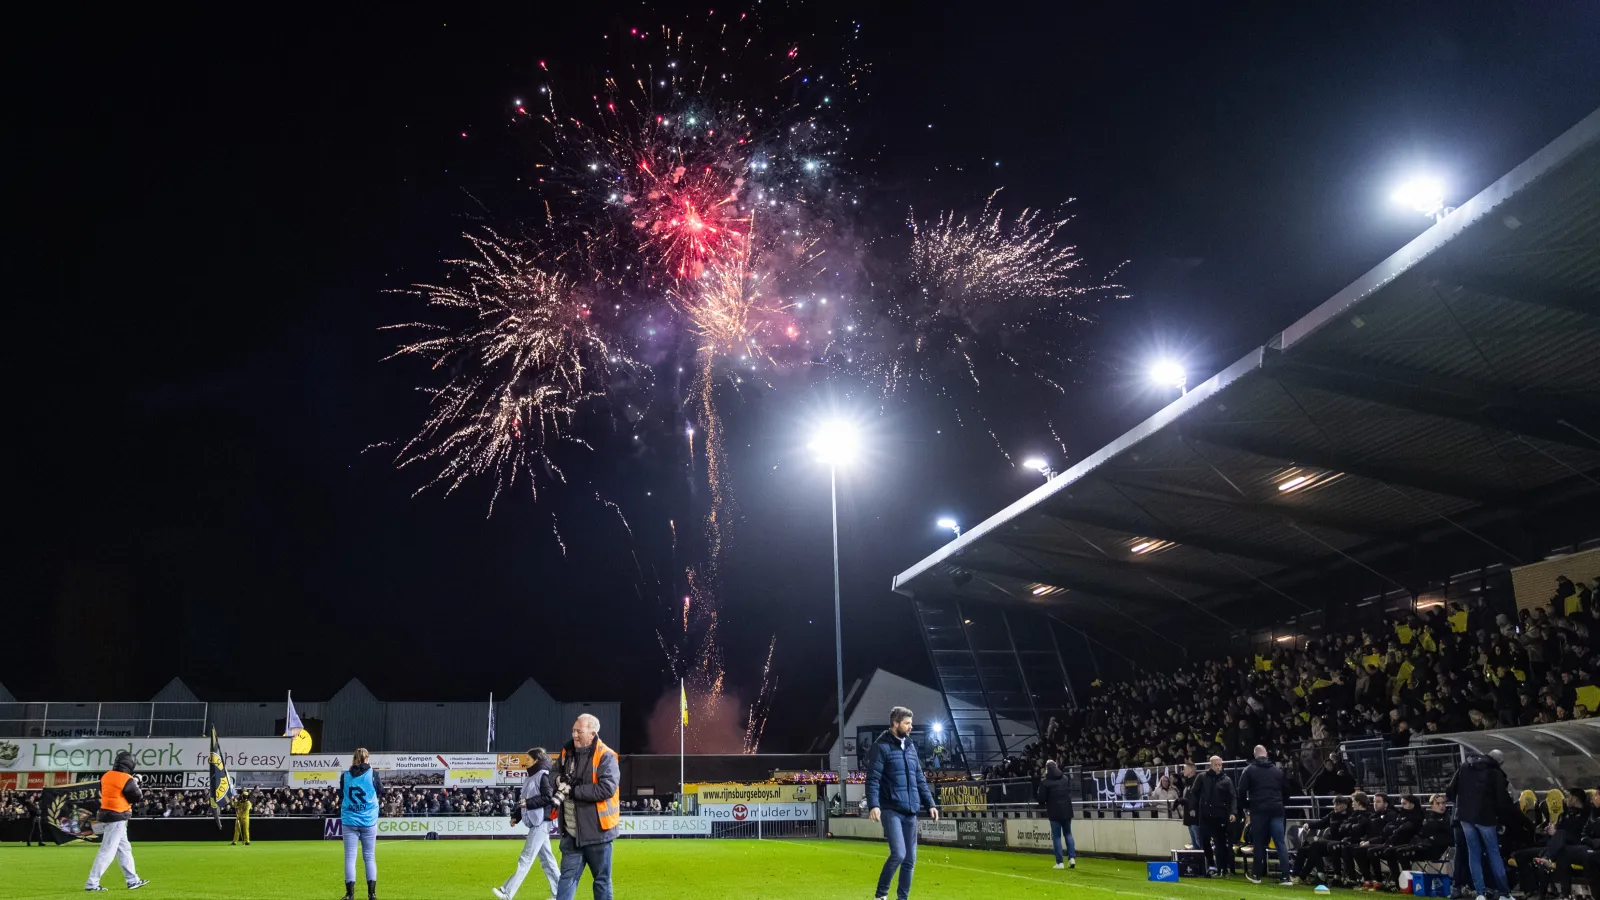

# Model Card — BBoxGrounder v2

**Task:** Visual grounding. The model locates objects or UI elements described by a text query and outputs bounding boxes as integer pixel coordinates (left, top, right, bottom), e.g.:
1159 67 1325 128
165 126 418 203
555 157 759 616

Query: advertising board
617 816 713 836
0 738 293 772
370 754 446 771
290 770 341 789
956 818 982 847
697 803 816 822
937 783 988 813
916 819 959 843
445 769 497 787
691 784 815 804
1005 818 1055 850
290 755 347 771
496 753 531 785
0 772 73 790
979 818 1008 849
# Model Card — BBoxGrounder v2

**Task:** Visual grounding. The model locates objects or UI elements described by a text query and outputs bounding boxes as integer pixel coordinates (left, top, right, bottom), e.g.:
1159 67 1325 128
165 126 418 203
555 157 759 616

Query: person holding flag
339 748 382 900
84 750 150 891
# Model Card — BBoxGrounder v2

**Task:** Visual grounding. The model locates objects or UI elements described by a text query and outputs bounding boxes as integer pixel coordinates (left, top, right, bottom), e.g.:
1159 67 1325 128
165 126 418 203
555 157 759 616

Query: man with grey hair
550 714 620 900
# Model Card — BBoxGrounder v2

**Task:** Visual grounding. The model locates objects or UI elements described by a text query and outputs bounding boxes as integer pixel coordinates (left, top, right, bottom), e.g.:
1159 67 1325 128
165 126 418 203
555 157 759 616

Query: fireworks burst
385 230 633 512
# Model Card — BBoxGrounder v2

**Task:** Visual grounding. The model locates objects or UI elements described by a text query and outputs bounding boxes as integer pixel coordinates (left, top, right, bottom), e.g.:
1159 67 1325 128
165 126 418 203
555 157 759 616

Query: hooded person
494 748 560 900
84 750 150 892
1035 760 1075 869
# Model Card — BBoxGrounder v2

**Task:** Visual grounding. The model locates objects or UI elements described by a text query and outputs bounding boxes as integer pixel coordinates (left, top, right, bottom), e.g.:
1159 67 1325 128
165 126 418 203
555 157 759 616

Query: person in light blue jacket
865 706 939 900
339 748 383 900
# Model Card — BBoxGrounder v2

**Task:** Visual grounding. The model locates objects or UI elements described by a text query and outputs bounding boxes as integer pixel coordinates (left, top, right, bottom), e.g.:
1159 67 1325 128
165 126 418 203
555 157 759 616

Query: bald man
1237 745 1292 884
550 714 621 900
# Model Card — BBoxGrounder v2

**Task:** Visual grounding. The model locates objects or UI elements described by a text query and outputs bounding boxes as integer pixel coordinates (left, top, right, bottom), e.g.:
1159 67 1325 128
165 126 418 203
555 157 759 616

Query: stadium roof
893 107 1600 648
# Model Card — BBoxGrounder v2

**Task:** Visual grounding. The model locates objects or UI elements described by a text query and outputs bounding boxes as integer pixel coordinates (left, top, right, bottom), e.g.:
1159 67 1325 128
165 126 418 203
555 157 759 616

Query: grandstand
893 107 1600 771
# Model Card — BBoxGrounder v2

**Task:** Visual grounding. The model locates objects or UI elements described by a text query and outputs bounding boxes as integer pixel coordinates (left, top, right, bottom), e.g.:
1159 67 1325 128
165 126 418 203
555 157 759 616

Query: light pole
1391 176 1452 223
936 517 961 538
1022 458 1056 481
810 420 858 811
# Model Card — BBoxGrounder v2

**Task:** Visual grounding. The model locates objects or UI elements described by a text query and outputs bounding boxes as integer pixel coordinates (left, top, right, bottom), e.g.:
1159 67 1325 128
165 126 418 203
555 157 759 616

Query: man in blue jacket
866 706 939 900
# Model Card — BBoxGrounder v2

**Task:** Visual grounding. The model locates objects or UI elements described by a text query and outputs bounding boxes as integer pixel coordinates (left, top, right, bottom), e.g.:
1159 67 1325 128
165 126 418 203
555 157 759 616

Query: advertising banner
698 803 816 822
370 754 446 771
917 819 959 843
0 738 293 772
692 784 816 804
183 772 212 790
74 771 186 790
445 769 497 787
496 753 531 785
956 818 982 847
439 754 495 769
979 818 1007 849
290 755 347 771
617 816 713 836
290 770 341 789
1006 818 1055 850
936 783 988 813
0 772 73 790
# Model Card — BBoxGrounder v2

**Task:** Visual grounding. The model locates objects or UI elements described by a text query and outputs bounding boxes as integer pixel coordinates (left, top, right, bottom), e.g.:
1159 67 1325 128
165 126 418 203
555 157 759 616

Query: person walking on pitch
84 750 151 891
339 748 383 900
866 706 939 900
493 748 560 900
232 790 252 845
1037 760 1076 869
551 714 621 900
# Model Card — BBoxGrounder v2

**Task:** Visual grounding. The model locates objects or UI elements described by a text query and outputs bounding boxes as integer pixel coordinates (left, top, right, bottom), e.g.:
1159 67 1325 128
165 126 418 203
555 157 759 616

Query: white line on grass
783 839 1301 898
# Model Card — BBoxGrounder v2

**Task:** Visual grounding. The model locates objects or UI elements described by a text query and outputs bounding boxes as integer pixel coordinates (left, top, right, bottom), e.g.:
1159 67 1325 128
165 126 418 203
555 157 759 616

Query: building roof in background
894 107 1600 646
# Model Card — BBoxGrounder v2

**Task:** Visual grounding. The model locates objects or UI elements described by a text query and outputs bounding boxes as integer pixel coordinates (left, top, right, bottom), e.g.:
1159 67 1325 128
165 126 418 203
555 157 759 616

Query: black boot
367 880 377 900
341 881 354 900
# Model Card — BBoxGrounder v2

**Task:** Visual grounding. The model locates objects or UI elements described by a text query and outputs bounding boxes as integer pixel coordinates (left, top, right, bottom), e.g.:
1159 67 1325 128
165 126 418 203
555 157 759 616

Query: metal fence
0 702 209 738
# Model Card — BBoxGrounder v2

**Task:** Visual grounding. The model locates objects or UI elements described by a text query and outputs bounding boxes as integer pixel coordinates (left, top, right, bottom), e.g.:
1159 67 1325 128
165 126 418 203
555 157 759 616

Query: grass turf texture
3 839 1315 899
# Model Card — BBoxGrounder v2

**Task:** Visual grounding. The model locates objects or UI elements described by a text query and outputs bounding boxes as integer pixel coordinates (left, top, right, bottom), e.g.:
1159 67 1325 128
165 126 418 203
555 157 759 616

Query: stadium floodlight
1150 358 1187 394
1391 176 1449 221
809 420 859 466
811 416 864 811
1022 457 1056 480
936 517 961 538
931 722 944 735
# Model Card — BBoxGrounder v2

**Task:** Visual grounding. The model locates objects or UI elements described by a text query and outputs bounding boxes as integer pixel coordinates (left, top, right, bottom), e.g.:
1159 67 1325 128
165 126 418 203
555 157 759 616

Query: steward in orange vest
98 752 144 823
553 734 620 846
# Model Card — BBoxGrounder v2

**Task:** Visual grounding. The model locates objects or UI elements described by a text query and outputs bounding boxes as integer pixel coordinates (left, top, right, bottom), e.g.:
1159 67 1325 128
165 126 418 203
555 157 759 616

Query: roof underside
894 108 1600 647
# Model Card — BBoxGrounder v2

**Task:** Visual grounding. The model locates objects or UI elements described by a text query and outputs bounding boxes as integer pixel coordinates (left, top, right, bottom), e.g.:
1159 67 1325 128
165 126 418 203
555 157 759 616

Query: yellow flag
1398 660 1415 687
1396 624 1414 645
1449 610 1468 633
681 680 689 726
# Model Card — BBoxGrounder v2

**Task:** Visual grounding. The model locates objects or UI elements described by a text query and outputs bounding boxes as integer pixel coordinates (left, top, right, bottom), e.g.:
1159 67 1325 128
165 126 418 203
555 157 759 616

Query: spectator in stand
1035 760 1075 870
1447 749 1513 900
1193 756 1237 876
1236 745 1292 885
1147 773 1180 815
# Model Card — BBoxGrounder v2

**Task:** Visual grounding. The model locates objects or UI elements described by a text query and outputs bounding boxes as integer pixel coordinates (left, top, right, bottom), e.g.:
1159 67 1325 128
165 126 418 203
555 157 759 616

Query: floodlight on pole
1022 457 1056 480
936 517 961 538
809 421 859 466
1391 176 1451 223
810 417 860 813
1150 359 1187 394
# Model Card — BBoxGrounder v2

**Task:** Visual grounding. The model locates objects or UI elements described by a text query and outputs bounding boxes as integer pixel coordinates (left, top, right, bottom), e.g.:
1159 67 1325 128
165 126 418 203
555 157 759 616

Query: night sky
12 2 1599 754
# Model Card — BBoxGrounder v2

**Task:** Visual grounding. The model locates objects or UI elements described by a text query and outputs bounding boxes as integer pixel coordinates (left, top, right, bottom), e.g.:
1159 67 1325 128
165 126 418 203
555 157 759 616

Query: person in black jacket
1355 793 1423 886
1036 761 1075 869
1295 795 1351 884
20 792 45 847
1447 750 1513 899
1552 791 1600 897
1237 746 1293 885
1180 762 1202 853
1194 756 1238 875
1340 792 1393 885
1386 794 1452 887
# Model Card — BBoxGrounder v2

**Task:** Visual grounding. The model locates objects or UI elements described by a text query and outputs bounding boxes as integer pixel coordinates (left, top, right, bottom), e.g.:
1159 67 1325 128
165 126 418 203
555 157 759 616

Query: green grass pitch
4 839 1310 899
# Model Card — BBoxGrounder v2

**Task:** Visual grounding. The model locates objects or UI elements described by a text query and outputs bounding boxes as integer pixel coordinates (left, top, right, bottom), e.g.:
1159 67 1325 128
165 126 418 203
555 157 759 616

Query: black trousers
25 816 45 846
1386 841 1448 884
1351 843 1390 881
1199 817 1235 874
1297 838 1341 880
1554 844 1600 895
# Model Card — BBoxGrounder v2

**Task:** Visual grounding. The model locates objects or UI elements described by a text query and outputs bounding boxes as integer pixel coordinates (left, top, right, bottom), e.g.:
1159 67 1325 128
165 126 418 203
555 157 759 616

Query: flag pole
679 678 685 807
487 693 494 753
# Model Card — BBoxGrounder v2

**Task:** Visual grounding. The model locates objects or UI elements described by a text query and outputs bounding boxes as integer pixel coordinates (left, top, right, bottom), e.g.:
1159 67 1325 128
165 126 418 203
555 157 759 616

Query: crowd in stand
986 576 1600 781
2 787 681 821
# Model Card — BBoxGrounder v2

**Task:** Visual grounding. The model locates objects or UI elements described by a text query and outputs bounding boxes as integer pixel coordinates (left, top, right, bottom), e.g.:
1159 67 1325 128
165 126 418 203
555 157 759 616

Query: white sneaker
1069 859 1076 869
1053 863 1065 869
491 890 508 900
1474 894 1486 900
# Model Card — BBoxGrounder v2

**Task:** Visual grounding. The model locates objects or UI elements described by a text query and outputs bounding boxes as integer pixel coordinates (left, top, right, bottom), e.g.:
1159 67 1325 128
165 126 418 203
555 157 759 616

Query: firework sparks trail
743 635 779 752
595 491 633 540
384 230 632 512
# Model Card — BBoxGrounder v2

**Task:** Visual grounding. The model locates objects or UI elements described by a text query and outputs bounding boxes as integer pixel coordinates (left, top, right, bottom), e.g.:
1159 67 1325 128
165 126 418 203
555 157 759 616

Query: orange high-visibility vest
100 771 134 814
562 739 619 831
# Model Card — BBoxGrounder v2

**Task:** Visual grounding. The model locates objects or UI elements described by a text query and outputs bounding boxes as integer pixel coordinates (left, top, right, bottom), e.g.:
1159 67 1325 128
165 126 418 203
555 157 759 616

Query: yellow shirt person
232 794 252 846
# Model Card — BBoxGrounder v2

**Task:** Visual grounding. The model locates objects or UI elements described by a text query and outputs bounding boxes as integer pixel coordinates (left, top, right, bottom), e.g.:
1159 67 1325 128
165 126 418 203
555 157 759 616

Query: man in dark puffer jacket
865 706 939 900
